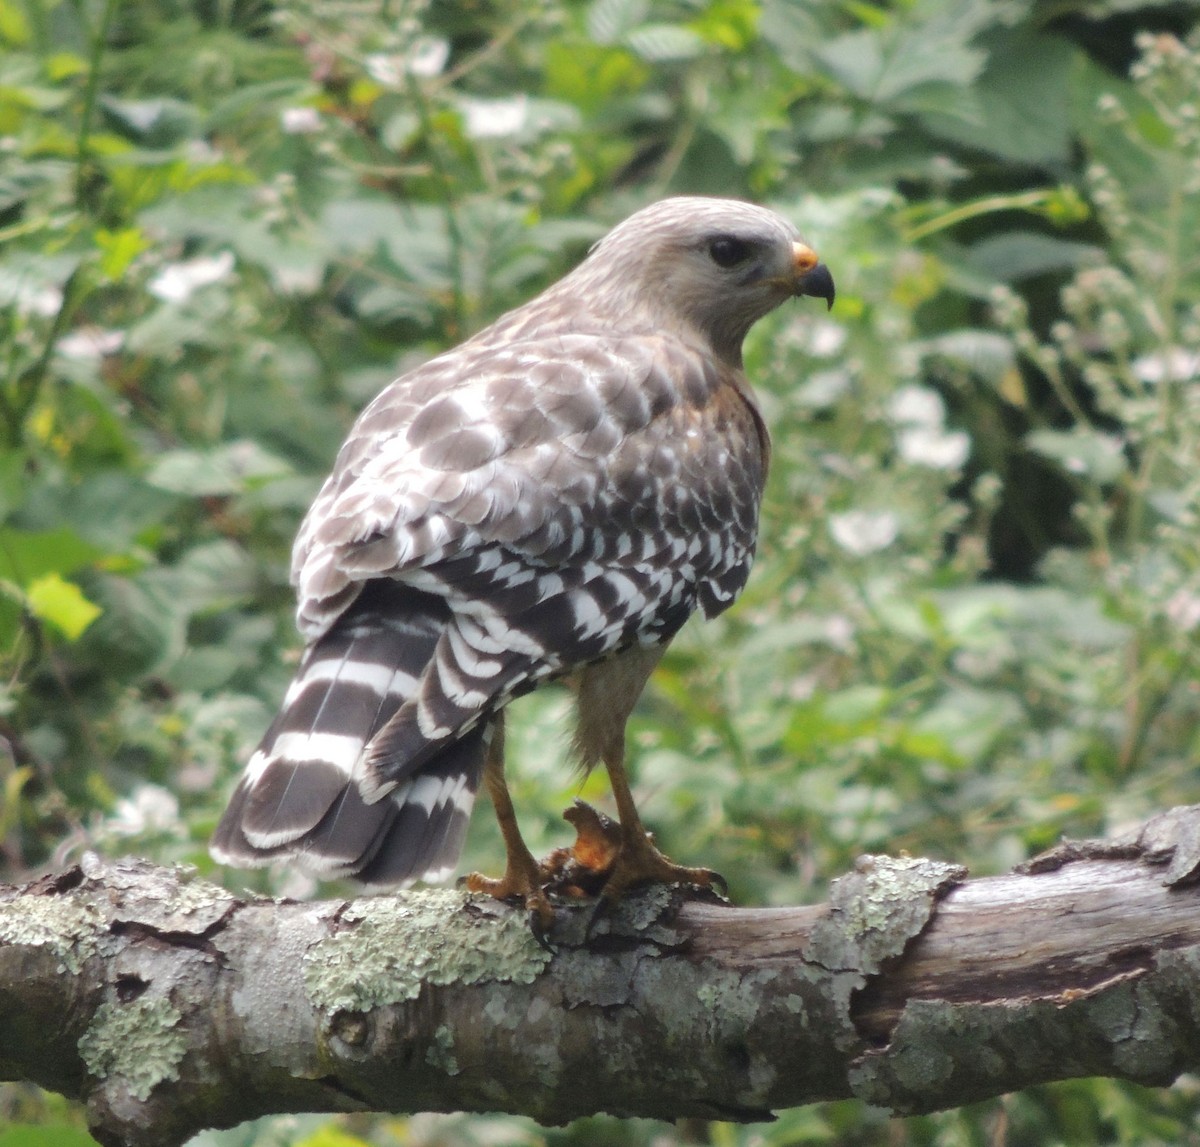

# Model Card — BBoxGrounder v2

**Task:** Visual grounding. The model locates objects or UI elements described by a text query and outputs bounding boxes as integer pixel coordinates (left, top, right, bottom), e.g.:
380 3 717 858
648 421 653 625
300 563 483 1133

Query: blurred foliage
2 0 1200 1143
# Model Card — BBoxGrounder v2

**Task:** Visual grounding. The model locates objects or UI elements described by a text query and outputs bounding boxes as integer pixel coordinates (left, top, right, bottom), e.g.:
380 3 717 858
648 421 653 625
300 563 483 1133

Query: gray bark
3 808 1200 1147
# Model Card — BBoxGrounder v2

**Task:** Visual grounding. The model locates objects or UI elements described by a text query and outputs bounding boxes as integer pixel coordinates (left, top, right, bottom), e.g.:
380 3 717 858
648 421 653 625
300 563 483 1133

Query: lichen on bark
78 996 186 1101
0 889 106 975
303 888 552 1015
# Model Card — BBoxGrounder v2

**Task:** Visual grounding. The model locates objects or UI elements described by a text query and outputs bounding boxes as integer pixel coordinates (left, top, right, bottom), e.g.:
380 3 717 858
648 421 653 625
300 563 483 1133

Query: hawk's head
569 197 835 366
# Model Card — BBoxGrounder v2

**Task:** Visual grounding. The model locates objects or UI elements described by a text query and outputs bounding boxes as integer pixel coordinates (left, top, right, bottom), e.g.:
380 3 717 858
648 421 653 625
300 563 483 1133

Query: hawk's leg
573 645 724 899
600 740 725 899
462 714 554 931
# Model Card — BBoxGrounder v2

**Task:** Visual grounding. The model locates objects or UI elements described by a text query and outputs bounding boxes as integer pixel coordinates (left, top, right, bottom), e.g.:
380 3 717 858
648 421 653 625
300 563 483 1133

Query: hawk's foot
601 836 727 902
463 864 554 940
547 799 726 901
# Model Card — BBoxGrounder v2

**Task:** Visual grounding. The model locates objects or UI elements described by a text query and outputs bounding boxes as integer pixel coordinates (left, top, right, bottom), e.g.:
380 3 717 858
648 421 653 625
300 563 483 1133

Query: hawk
211 197 835 918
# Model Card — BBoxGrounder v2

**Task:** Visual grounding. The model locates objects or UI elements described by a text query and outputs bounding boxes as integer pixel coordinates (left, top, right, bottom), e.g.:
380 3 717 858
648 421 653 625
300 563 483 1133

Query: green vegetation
2 0 1199 1142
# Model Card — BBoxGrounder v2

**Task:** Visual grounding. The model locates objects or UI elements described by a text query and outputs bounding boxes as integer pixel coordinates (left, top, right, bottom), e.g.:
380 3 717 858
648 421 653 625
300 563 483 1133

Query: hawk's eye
708 236 753 269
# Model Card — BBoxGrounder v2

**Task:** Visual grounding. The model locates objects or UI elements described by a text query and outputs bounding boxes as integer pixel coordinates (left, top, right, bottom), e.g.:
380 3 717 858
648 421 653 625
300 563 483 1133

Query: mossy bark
3 814 1200 1147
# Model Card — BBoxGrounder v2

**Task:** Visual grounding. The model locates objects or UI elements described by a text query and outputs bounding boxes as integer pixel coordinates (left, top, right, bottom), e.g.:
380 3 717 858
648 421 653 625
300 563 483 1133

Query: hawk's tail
210 582 485 886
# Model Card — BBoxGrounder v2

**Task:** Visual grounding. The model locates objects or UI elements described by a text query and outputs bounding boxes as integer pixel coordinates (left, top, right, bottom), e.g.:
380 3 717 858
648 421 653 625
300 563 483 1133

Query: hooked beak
791 242 836 310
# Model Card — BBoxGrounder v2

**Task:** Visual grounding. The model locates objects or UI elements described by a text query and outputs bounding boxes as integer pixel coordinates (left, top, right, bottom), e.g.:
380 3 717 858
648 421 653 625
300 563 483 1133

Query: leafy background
2 0 1200 1143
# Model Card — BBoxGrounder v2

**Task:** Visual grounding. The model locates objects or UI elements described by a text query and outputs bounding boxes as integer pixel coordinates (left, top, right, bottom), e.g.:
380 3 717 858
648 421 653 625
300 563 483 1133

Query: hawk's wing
296 330 767 644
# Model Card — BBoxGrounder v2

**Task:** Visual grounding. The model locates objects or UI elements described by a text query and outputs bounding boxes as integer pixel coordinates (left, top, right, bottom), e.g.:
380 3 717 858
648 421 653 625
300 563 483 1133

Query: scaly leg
462 714 554 931
600 740 725 900
571 646 724 899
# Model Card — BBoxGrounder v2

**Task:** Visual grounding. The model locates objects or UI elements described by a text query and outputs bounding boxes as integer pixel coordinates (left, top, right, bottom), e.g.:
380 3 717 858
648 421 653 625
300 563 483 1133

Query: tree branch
4 808 1200 1147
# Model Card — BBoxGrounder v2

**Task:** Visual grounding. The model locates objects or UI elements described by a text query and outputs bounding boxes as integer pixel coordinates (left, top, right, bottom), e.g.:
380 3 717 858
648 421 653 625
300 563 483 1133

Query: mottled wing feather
295 333 765 636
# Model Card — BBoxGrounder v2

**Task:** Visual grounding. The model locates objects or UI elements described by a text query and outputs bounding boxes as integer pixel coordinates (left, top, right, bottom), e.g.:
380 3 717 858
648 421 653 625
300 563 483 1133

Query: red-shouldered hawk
211 197 834 920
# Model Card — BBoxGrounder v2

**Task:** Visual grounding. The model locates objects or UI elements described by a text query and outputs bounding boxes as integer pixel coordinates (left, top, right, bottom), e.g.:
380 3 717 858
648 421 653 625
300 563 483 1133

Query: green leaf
42 470 176 552
0 1126 101 1147
625 24 706 61
0 526 104 585
910 685 1023 765
0 450 26 523
0 581 23 653
25 572 102 639
690 0 760 51
145 442 292 497
44 53 88 81
94 226 150 280
1027 428 1127 484
964 233 1102 282
815 24 985 104
71 573 182 678
543 40 647 114
293 1126 374 1147
587 0 649 44
920 30 1074 162
920 329 1015 384
160 540 260 616
758 0 823 71
0 1 32 46
98 95 200 147
381 110 420 150
205 79 316 131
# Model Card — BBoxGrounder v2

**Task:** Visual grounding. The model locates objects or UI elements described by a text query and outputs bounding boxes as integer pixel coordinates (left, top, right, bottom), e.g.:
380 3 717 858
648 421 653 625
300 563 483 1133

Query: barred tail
210 583 484 886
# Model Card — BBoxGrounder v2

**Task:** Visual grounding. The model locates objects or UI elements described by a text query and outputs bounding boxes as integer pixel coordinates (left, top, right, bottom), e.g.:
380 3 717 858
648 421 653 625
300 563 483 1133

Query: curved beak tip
797 262 836 311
